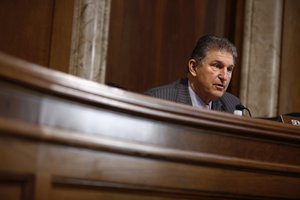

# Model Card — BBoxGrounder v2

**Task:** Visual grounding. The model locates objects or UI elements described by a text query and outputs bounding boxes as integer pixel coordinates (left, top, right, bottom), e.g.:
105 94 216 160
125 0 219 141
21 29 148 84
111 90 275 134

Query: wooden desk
0 52 300 200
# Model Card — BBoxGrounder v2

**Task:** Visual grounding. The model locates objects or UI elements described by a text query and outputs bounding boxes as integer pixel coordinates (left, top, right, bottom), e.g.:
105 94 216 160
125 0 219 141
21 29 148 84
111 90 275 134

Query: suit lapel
176 78 193 106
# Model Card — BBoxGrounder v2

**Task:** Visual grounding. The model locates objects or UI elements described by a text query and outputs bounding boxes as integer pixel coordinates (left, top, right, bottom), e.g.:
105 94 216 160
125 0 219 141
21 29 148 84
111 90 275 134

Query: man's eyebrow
211 60 225 64
211 60 235 67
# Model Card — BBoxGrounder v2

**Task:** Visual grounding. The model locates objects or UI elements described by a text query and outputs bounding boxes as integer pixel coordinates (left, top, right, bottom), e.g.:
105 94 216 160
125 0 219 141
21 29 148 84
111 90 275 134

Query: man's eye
228 66 234 72
211 63 220 68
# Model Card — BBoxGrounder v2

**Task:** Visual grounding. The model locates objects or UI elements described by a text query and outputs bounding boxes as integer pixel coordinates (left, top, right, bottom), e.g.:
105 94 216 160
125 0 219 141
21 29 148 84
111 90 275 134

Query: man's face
189 49 234 103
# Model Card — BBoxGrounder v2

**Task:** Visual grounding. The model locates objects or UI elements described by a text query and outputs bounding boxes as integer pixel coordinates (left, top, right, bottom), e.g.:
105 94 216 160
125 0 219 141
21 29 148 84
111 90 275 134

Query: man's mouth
214 83 225 90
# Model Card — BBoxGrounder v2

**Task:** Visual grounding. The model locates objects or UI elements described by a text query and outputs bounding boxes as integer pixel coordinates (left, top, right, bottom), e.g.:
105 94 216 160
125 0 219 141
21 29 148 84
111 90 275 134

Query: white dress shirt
188 81 211 109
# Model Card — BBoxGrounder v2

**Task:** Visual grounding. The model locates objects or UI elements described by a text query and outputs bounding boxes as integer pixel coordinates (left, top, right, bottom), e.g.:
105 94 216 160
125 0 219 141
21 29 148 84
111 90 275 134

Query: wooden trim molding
0 117 300 176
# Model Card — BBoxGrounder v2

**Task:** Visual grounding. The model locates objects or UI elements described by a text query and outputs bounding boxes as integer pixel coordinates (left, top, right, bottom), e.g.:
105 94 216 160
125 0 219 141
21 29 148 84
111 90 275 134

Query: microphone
234 104 252 117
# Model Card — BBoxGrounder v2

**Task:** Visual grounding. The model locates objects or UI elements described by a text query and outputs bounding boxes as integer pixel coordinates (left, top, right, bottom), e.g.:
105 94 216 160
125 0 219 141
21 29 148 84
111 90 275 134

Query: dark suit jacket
145 78 241 114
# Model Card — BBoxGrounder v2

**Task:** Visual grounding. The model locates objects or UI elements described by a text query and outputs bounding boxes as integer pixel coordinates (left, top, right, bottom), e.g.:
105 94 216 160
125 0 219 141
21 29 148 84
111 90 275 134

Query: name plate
280 114 300 126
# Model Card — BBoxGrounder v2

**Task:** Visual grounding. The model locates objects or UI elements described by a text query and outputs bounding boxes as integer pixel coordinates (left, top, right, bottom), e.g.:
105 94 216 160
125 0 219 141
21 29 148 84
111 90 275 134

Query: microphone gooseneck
235 104 252 117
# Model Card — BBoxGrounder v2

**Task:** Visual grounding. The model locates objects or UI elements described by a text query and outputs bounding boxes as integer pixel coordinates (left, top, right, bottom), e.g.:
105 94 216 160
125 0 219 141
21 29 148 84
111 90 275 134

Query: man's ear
188 59 198 77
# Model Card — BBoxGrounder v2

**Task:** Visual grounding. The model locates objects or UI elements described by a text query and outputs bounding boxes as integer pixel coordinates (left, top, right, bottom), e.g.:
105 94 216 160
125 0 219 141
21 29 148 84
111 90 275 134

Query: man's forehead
205 49 234 63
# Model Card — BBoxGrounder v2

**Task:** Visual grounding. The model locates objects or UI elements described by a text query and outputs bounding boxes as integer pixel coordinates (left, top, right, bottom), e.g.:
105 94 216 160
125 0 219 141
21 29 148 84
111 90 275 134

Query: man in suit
145 34 241 114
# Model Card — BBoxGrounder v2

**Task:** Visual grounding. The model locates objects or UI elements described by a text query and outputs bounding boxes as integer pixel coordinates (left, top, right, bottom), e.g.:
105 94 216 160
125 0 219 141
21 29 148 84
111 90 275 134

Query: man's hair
190 34 237 65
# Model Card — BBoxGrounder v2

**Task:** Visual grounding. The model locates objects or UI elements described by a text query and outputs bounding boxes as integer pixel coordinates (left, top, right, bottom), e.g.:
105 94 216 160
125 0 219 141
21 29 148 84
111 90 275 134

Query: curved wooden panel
0 52 300 199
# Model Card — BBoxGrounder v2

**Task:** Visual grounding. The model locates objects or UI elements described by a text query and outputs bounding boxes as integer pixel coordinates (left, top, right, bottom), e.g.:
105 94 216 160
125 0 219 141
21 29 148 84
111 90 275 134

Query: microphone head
233 110 243 116
235 104 252 117
236 104 246 110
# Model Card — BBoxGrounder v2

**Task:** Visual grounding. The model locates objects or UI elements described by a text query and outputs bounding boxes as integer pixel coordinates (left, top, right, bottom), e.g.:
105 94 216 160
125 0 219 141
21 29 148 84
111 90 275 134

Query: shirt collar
188 81 211 109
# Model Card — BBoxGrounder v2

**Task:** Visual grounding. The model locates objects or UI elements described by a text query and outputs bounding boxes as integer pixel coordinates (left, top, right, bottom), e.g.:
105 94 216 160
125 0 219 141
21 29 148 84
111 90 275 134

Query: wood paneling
226 0 245 96
0 0 74 72
49 0 75 72
106 0 244 95
0 0 244 96
0 173 34 200
0 53 300 199
279 0 300 113
0 0 54 66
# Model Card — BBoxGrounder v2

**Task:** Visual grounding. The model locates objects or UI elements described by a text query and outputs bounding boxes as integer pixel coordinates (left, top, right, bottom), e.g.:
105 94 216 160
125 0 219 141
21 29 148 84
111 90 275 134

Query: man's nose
219 69 229 81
